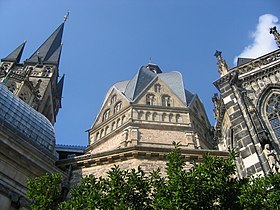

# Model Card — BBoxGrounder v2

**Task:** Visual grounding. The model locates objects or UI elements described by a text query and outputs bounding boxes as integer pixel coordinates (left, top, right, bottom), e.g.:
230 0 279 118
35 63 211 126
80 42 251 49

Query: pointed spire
45 44 63 65
214 50 229 76
57 74 65 108
1 41 26 63
26 22 64 65
270 26 280 48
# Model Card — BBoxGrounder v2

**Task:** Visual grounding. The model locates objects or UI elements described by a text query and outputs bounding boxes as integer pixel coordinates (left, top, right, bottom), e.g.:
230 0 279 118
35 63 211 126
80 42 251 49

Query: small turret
214 50 229 77
270 26 280 48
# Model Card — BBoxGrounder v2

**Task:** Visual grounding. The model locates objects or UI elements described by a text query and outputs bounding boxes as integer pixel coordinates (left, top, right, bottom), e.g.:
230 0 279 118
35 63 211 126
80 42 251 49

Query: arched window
169 114 173 122
146 112 151 121
122 115 126 124
152 112 157 121
162 95 171 107
176 114 181 123
154 84 161 93
162 113 167 122
111 95 117 104
265 93 280 140
146 94 154 105
103 109 110 122
138 111 144 120
96 132 100 141
114 102 122 113
105 126 109 135
111 122 116 131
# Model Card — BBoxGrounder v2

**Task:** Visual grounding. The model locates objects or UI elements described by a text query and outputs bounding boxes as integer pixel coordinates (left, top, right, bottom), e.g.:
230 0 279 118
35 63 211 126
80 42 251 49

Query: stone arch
257 84 280 149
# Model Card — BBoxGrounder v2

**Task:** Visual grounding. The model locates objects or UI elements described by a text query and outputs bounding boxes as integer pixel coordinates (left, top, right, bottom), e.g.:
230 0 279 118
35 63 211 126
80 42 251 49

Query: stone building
1 15 280 209
0 19 67 209
213 26 280 178
56 63 227 184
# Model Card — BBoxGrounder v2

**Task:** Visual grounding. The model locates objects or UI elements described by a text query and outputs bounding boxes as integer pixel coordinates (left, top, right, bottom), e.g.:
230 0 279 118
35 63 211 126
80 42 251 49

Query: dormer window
162 95 171 107
103 109 110 122
146 94 154 105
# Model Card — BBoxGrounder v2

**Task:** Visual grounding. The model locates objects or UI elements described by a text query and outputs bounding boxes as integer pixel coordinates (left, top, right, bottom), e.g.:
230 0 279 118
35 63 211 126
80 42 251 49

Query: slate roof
106 64 195 106
0 83 56 157
25 22 64 65
1 41 26 63
236 58 253 66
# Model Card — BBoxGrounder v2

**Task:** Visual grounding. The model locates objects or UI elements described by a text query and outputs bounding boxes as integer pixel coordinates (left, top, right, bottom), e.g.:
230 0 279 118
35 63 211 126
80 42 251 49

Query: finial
214 50 229 76
270 26 280 48
63 10 70 23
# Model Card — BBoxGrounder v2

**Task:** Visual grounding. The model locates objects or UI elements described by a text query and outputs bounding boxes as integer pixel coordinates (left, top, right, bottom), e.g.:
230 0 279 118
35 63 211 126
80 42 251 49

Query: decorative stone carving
263 144 280 173
270 26 280 48
214 50 229 76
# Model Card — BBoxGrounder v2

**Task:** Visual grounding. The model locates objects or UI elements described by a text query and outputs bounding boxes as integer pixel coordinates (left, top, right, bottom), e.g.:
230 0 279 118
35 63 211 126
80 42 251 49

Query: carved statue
212 93 220 119
263 144 280 173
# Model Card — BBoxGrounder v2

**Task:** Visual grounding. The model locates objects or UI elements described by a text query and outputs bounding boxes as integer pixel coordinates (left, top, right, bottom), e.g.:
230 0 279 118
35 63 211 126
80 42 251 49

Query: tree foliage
27 143 280 209
27 173 62 210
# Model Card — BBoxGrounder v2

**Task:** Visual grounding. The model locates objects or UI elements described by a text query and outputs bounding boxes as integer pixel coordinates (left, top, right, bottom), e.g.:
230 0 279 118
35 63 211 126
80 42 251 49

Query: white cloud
234 14 280 65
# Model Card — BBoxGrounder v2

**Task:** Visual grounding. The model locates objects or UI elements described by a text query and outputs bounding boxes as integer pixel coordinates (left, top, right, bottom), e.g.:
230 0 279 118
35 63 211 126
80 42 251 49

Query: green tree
27 143 280 209
27 173 62 210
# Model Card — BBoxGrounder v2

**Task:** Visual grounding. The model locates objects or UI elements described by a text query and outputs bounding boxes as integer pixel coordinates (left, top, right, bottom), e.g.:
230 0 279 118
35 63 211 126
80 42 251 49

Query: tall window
154 84 161 93
111 95 117 104
266 93 280 140
103 109 110 122
114 102 122 113
162 95 171 107
146 94 154 105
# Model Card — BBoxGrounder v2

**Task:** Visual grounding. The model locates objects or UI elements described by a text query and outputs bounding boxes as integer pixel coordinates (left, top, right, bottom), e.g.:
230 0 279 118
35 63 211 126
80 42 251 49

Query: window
138 111 144 120
266 93 280 140
162 113 167 122
154 84 161 93
176 114 181 123
114 102 122 113
146 94 154 105
146 112 151 121
111 95 117 104
162 95 171 107
103 109 110 122
152 112 157 121
169 114 173 122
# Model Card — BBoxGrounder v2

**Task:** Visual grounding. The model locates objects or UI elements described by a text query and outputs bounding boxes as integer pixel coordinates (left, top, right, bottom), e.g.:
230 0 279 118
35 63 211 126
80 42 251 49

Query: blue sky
0 0 279 146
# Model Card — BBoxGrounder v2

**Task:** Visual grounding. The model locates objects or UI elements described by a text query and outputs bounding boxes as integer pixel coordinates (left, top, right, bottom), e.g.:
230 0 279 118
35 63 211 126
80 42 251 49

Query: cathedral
0 17 280 209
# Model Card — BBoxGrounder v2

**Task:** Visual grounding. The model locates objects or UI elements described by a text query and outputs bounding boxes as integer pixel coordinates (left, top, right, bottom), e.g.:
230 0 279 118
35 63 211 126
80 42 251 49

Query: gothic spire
270 26 280 48
214 50 229 76
26 22 64 65
1 41 26 63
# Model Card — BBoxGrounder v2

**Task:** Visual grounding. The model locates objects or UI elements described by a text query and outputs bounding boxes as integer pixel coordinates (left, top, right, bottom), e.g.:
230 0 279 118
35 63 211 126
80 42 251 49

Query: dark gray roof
0 83 56 157
1 41 26 63
236 58 253 66
26 23 64 65
56 144 86 153
114 64 194 106
125 65 157 101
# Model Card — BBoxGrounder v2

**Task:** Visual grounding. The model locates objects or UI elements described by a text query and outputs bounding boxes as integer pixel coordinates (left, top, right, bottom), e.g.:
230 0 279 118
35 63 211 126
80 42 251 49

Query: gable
92 87 130 128
134 77 187 108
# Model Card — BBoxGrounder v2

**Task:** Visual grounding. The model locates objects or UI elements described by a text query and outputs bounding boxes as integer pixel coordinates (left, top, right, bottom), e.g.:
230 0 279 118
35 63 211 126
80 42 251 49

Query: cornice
56 145 229 170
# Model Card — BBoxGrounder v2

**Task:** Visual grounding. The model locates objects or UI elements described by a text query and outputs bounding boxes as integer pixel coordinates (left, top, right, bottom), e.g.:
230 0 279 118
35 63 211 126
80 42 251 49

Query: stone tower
0 21 66 124
213 27 280 177
57 64 227 182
